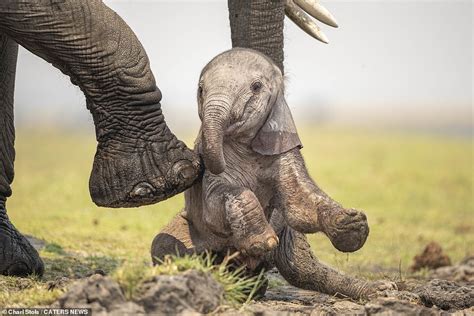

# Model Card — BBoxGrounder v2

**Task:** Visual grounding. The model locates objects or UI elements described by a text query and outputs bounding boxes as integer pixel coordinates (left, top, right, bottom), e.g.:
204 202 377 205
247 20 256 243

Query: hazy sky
12 0 473 131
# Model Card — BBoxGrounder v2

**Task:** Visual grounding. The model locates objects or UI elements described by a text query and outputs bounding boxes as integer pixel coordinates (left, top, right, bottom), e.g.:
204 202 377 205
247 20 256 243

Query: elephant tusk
294 0 338 28
285 0 329 44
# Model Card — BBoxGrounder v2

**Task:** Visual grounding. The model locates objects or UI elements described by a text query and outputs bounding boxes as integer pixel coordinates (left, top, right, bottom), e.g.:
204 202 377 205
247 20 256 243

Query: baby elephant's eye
198 86 203 98
251 81 263 93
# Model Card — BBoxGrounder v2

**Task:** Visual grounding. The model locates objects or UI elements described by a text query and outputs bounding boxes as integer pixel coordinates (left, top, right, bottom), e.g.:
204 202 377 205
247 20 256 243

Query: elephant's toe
237 228 279 258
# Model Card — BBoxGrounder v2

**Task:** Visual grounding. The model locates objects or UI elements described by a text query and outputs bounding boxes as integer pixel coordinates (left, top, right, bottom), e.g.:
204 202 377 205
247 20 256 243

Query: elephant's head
197 48 302 175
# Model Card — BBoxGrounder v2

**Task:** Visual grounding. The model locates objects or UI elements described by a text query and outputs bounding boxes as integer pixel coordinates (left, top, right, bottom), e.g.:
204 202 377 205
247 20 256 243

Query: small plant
114 252 266 306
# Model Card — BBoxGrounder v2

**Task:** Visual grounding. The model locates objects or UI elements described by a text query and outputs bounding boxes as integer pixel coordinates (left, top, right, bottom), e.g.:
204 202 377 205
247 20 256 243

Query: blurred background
14 0 472 136
6 0 473 283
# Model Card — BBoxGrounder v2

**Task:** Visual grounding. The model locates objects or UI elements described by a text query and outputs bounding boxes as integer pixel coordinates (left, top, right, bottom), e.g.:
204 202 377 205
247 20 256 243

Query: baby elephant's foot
237 228 279 257
226 190 279 257
323 208 369 253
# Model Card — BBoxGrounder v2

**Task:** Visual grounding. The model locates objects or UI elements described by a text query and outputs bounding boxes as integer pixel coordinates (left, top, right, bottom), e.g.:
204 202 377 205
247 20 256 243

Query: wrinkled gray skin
152 49 397 300
0 0 202 277
0 1 391 301
0 0 299 278
0 0 294 278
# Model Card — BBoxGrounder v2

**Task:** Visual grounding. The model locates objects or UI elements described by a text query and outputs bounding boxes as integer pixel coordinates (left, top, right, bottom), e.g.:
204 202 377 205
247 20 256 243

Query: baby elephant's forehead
202 49 277 79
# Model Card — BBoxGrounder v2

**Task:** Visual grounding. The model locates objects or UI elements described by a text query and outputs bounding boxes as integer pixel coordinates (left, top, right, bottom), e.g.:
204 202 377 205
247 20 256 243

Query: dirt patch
52 259 474 315
414 279 473 310
430 256 474 282
54 270 223 315
220 259 474 315
411 241 452 271
136 270 224 314
231 272 473 315
53 274 144 315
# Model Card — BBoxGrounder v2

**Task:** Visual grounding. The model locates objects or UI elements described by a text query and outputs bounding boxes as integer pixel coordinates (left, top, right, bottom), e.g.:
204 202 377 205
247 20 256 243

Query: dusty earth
48 256 473 315
52 270 224 315
21 237 473 314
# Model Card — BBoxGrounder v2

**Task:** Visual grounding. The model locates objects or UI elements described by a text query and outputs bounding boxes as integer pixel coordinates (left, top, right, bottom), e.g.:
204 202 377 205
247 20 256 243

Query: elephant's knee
151 233 189 265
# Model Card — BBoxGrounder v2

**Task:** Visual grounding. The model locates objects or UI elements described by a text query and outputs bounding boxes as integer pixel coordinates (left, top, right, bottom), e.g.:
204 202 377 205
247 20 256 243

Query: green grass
114 252 265 305
2 125 472 306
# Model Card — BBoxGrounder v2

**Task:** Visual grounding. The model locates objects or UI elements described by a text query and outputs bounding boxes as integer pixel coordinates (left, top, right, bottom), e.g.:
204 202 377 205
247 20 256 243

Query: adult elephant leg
0 0 201 208
273 226 396 299
228 0 285 71
0 33 44 277
274 148 369 253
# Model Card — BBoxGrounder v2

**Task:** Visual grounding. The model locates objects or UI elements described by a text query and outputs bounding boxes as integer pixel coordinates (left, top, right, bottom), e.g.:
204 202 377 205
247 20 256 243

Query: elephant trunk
201 96 231 175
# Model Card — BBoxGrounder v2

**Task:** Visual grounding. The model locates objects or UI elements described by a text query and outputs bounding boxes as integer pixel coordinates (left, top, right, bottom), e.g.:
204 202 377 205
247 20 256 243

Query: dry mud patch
50 257 473 315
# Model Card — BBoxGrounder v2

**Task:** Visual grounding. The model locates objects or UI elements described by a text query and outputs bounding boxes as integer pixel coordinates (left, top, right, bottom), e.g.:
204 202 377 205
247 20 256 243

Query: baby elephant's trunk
201 96 231 175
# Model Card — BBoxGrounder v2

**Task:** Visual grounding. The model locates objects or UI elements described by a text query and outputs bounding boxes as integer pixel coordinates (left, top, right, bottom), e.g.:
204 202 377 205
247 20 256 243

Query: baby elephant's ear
251 93 303 155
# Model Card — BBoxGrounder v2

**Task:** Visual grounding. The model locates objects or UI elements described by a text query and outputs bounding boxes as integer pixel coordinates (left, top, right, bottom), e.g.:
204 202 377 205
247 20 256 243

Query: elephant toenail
267 237 278 249
172 160 197 182
130 182 154 198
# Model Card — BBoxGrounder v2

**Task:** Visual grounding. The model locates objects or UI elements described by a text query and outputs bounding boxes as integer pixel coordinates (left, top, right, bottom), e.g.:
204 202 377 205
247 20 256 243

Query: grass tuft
114 252 266 306
0 276 62 308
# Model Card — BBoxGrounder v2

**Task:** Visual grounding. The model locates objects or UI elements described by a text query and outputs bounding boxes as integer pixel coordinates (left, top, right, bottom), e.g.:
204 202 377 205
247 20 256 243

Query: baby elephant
197 48 369 257
152 48 395 299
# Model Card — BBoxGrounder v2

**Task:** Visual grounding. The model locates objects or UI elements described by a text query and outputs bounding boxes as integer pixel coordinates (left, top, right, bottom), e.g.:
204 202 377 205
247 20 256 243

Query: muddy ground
50 257 473 315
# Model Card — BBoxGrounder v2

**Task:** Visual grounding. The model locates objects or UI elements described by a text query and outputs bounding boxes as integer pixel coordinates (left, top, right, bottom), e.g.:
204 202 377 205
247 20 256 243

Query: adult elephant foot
0 206 44 277
273 226 396 300
89 127 202 208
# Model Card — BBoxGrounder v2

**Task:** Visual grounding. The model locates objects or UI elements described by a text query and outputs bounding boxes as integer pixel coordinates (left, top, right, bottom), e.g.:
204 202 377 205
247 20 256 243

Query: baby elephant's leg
274 148 369 253
203 176 278 257
225 189 278 257
274 226 397 299
151 211 197 265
